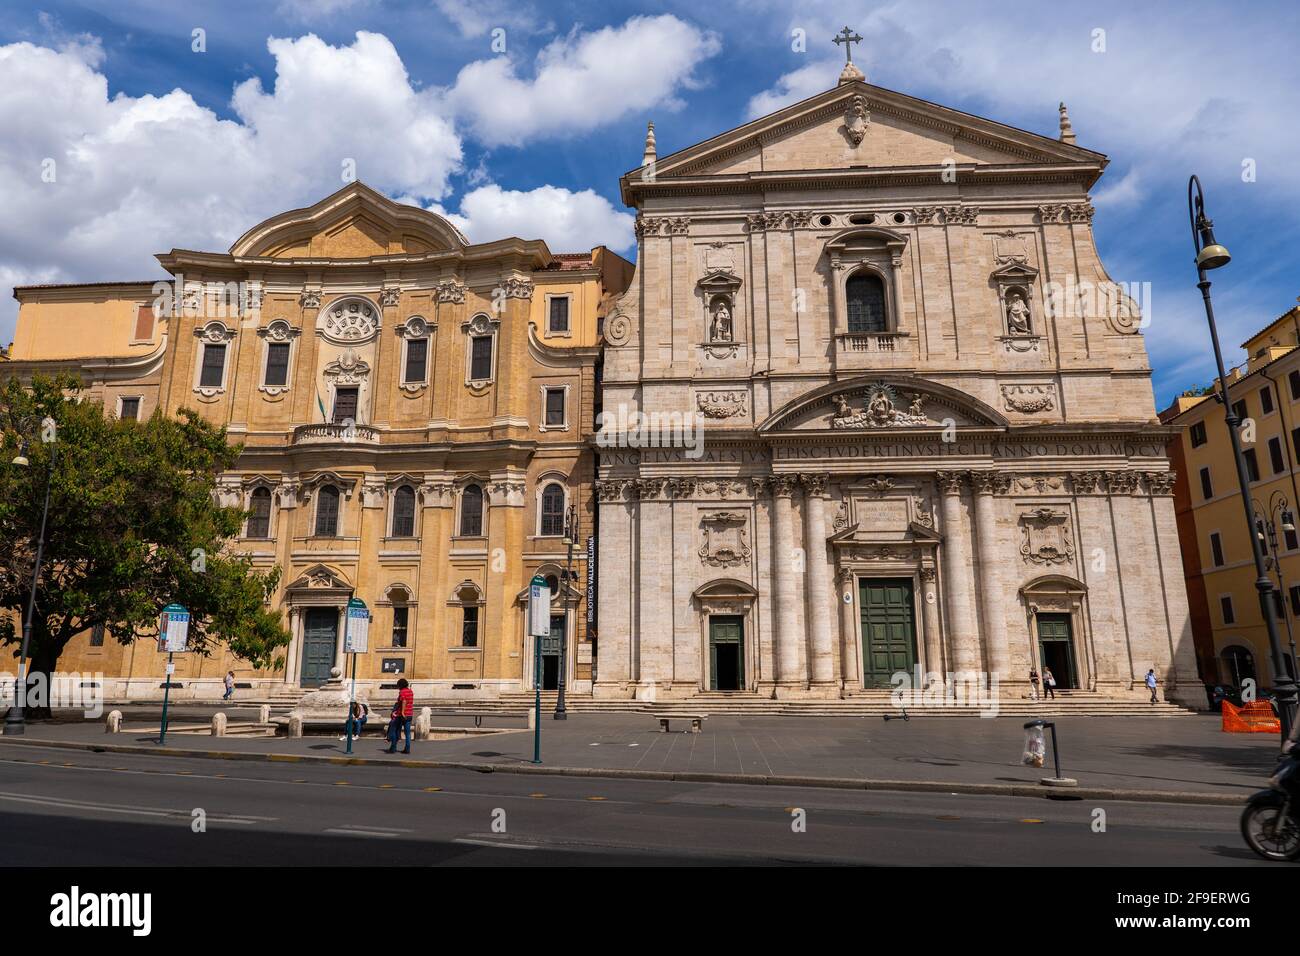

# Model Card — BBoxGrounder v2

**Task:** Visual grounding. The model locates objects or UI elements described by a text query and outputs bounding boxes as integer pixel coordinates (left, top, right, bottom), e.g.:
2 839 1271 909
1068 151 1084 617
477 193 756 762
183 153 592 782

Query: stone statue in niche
1006 290 1032 335
709 296 734 342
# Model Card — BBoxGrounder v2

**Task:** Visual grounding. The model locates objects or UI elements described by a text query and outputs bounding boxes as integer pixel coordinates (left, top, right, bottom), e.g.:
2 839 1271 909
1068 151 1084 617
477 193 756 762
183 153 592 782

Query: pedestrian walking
1043 667 1056 699
385 678 414 754
222 671 235 701
1029 668 1041 701
341 700 368 741
1145 668 1158 703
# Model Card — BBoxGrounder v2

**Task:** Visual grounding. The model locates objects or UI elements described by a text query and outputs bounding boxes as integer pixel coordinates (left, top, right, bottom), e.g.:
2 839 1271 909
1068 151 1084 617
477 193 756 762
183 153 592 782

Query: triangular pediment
230 182 468 260
624 81 1105 197
285 563 352 592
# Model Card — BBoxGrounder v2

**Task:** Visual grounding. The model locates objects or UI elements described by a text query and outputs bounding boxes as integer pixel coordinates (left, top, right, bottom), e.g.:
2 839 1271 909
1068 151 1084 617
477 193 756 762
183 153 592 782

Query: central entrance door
541 614 564 690
300 607 338 687
859 578 917 688
1036 613 1077 689
709 615 745 691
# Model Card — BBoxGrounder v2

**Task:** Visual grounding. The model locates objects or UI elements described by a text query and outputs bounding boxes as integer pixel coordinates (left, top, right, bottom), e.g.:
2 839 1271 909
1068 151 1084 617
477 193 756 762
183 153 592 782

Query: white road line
0 789 276 824
452 836 539 850
324 825 412 837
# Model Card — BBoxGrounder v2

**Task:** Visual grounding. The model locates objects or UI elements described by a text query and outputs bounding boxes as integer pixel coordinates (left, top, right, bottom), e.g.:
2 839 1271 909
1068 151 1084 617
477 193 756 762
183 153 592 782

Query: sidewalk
0 712 1278 805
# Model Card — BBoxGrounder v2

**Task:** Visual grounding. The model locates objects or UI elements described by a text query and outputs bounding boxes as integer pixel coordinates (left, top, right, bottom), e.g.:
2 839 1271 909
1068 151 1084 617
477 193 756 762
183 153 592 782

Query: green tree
0 374 289 715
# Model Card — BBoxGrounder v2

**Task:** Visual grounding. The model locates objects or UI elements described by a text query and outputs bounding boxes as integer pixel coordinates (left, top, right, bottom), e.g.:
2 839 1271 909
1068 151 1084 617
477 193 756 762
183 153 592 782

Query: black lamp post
5 423 58 736
1190 174 1297 739
1251 492 1299 680
554 504 577 720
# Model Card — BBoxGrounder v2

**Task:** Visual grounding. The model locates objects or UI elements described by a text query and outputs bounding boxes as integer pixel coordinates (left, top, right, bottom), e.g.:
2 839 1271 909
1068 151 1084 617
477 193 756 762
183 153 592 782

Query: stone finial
1058 102 1076 145
642 121 656 167
839 61 865 84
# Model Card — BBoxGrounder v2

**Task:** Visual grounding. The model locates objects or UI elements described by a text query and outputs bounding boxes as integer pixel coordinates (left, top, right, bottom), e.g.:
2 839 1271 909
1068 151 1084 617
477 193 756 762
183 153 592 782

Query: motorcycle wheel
1241 790 1300 861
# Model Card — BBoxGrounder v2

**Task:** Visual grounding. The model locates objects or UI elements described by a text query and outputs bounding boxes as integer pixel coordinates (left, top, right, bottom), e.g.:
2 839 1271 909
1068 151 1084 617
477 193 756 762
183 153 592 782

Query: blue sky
1 0 1296 407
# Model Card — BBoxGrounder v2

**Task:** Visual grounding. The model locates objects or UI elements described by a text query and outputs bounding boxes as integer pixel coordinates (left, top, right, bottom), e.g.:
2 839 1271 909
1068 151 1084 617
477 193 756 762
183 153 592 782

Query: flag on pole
316 384 327 420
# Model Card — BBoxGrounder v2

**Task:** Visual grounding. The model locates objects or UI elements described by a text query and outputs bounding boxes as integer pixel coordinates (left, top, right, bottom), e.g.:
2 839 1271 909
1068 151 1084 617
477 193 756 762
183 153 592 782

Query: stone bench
655 714 707 734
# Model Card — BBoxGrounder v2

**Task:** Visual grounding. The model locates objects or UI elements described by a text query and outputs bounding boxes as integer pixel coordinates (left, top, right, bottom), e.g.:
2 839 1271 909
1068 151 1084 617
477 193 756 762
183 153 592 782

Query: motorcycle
1241 738 1300 861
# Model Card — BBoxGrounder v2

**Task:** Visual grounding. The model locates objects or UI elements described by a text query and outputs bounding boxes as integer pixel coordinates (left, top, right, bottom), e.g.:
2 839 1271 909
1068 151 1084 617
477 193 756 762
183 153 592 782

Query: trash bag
1022 724 1046 768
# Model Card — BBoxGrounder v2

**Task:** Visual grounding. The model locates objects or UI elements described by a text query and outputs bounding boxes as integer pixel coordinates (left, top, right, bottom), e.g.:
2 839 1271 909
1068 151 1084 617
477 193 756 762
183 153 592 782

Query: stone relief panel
1018 507 1075 565
319 298 381 344
699 510 752 568
695 389 749 420
830 383 929 429
1000 383 1057 414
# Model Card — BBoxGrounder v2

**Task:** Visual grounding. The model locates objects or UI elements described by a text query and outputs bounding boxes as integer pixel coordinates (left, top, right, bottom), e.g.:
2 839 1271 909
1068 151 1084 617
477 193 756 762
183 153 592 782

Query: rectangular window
119 397 140 421
133 304 155 342
404 337 428 384
332 387 358 424
391 606 408 648
1270 436 1286 474
1275 590 1287 619
1232 399 1248 423
1199 466 1213 500
1221 595 1235 625
1244 448 1260 482
1291 585 1300 616
199 343 226 388
1291 369 1300 401
1210 532 1224 567
544 387 565 426
1287 527 1299 552
1189 421 1207 448
548 296 570 334
470 335 493 381
264 343 290 387
1261 386 1275 415
314 488 340 537
462 605 479 648
90 623 105 647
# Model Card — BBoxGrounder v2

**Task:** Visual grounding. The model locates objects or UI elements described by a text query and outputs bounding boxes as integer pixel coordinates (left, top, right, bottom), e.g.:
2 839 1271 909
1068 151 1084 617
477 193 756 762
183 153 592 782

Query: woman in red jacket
385 678 415 754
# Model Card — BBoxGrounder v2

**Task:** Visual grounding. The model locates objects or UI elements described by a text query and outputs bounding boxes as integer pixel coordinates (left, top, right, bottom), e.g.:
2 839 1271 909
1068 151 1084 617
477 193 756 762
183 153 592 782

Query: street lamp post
554 505 577 720
1251 493 1299 680
1190 174 1297 739
5 428 58 736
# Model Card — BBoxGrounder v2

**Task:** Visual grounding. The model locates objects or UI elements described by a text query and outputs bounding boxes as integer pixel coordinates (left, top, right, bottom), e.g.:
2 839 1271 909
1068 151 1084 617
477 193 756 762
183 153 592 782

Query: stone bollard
105 710 122 734
258 704 270 724
211 712 227 737
415 707 432 740
287 714 303 738
526 707 536 730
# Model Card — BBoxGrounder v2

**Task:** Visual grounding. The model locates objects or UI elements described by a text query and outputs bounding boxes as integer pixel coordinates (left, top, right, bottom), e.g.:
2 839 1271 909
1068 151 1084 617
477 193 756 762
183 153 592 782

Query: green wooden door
859 579 917 688
300 607 337 687
709 616 744 691
1036 613 1077 689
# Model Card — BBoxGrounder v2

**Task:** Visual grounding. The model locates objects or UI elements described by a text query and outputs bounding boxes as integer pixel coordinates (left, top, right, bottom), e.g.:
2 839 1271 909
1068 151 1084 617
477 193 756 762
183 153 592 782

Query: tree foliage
0 374 290 682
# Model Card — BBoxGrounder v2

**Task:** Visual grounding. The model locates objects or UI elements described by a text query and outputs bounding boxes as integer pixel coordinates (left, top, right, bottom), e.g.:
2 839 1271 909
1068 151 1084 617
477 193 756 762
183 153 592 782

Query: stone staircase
445 689 1199 718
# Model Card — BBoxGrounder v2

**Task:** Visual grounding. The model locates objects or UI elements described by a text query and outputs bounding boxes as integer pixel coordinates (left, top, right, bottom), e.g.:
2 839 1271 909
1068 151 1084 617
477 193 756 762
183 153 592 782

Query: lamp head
1284 510 1296 533
1194 214 1231 270
10 439 29 467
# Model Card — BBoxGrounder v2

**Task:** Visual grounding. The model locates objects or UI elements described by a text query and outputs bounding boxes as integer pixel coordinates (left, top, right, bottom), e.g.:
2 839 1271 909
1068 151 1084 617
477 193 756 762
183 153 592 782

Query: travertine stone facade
596 78 1201 704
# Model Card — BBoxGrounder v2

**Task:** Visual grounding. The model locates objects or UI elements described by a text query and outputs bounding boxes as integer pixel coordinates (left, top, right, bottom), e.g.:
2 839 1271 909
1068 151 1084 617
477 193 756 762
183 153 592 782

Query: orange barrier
1222 699 1281 733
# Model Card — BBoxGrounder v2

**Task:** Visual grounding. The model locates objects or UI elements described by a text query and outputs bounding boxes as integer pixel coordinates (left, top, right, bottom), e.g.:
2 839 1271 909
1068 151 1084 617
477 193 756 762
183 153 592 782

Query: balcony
837 331 908 353
291 422 380 445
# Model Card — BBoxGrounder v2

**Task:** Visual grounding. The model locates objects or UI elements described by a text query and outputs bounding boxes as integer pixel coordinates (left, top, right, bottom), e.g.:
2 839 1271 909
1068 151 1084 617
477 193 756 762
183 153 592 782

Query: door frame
298 605 341 687
856 576 920 689
707 614 746 691
1034 611 1078 689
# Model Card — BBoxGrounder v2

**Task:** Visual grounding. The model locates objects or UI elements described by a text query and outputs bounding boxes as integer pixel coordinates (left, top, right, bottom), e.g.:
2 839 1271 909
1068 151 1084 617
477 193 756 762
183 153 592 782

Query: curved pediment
230 182 468 260
758 375 1008 434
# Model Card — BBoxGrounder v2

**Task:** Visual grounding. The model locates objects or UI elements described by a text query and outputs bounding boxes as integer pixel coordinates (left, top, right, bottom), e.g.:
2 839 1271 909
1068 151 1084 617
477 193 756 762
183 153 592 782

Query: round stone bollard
287 714 304 738
211 712 227 737
415 707 432 740
258 704 270 724
105 710 122 734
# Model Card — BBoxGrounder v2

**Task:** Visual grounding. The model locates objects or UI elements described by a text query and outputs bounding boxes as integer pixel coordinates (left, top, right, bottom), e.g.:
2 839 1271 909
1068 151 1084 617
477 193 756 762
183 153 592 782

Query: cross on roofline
834 26 862 64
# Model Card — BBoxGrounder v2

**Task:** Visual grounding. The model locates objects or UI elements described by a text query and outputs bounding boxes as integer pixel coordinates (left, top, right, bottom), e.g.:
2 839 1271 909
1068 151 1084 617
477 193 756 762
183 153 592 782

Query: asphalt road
0 742 1273 866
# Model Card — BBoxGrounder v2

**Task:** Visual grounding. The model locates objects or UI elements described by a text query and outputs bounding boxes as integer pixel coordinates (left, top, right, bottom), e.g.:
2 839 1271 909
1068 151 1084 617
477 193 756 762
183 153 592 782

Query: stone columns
771 476 804 688
970 471 1010 684
801 475 835 688
918 566 943 678
836 568 860 691
284 607 301 686
936 471 980 674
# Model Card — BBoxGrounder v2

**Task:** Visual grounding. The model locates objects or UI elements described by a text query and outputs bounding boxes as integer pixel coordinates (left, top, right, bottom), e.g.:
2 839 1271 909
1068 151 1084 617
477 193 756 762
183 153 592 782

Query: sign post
342 597 369 755
527 575 551 763
158 604 190 746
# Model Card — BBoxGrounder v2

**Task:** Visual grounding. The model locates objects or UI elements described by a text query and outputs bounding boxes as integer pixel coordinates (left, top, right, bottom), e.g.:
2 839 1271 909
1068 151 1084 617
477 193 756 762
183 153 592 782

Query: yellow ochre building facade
7 183 632 700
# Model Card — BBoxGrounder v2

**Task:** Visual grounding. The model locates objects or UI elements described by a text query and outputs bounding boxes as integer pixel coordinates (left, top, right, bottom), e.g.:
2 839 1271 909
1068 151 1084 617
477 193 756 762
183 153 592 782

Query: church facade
594 64 1202 704
9 183 631 699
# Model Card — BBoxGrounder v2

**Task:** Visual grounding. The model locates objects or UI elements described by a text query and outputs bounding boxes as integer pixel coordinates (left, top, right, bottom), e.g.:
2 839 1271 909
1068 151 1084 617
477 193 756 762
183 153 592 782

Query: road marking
453 836 538 850
325 825 412 838
529 793 546 798
423 787 442 792
0 790 275 825
587 796 606 801
1020 818 1045 824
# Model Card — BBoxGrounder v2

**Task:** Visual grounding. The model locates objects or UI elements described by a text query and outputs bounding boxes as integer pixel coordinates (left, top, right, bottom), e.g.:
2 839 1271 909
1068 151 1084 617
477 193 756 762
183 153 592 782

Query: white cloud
0 32 464 345
746 61 833 118
446 14 721 147
432 184 634 253
276 0 373 20
432 0 548 39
